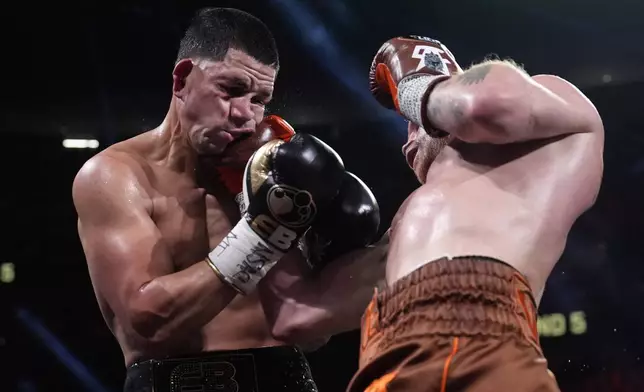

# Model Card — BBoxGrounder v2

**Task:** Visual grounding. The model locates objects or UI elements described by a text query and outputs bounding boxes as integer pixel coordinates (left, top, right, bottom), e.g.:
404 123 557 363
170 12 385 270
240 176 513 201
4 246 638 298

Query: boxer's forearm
425 61 588 143
259 234 389 343
284 247 386 340
129 261 238 344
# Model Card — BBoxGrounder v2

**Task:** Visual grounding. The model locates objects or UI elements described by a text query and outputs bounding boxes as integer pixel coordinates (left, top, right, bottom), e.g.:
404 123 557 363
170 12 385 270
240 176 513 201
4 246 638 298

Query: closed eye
224 85 245 97
251 96 270 105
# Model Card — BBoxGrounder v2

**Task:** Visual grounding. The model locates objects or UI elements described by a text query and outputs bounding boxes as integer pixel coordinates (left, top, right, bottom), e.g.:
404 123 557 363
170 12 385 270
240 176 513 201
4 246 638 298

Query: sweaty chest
152 188 239 270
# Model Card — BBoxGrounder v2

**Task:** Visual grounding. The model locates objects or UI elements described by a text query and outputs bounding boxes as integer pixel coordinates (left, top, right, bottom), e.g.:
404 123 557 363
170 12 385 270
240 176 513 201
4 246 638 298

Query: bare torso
387 131 603 302
92 133 283 365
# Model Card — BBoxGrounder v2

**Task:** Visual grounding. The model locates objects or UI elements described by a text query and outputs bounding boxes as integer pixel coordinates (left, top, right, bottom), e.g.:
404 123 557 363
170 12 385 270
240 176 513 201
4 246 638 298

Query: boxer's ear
407 121 420 140
172 59 194 99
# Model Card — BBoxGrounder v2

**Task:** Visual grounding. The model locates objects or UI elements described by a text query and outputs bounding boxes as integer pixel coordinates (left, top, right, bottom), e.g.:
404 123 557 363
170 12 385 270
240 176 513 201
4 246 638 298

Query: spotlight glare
0 262 15 283
62 139 99 149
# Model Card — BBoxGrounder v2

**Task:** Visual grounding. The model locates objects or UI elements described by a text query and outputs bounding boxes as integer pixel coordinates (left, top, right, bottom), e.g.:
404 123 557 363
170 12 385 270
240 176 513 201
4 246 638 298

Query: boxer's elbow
268 304 329 344
130 308 173 345
127 283 177 345
270 326 301 344
269 306 358 346
269 314 311 344
272 322 330 352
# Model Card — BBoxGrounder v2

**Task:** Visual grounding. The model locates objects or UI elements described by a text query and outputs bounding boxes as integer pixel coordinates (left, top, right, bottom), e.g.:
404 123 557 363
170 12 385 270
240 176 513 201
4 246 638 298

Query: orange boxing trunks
348 256 561 392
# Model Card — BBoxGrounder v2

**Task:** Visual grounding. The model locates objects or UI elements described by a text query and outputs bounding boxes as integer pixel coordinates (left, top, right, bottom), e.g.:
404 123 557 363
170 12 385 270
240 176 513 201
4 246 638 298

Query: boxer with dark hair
72 8 385 392
347 36 604 391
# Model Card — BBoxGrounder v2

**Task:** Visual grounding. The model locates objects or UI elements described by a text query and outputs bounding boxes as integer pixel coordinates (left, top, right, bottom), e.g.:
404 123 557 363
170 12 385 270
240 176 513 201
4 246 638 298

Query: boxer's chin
223 142 257 166
404 139 428 183
205 154 246 168
190 129 232 156
411 139 437 184
413 159 429 184
414 133 452 183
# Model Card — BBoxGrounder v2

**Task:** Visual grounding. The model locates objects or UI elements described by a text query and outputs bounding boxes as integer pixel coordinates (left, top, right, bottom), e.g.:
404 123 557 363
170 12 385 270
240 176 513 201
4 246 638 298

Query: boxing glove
300 171 380 271
207 131 346 294
370 35 461 134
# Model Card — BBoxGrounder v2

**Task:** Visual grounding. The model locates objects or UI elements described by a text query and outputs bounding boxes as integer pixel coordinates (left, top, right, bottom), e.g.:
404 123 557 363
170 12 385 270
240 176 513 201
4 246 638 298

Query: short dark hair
177 8 279 70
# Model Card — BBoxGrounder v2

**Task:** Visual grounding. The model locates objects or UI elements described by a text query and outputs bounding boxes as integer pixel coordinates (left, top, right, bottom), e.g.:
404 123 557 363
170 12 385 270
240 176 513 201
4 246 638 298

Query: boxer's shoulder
73 146 154 218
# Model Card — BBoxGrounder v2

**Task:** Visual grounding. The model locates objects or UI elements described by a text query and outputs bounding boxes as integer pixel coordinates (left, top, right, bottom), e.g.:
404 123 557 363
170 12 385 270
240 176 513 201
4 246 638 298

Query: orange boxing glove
257 115 296 142
216 115 296 198
370 35 461 134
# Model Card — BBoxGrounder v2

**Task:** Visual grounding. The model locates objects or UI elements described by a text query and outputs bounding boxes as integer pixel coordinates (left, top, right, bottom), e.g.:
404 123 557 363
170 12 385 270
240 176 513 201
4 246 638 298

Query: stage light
62 139 99 149
0 262 15 283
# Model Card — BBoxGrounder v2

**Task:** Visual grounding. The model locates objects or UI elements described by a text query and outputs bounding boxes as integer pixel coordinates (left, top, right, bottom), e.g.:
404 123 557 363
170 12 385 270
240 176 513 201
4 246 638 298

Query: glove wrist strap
398 74 450 132
207 218 285 295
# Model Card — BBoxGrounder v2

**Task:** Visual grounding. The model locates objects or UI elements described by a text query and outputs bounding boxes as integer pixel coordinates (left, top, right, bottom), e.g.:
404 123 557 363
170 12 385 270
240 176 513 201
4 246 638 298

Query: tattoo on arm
426 64 493 129
427 94 468 128
455 64 493 85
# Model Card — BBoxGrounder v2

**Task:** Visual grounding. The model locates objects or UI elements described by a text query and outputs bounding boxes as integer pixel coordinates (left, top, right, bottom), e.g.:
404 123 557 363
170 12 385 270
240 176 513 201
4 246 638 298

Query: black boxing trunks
124 346 318 392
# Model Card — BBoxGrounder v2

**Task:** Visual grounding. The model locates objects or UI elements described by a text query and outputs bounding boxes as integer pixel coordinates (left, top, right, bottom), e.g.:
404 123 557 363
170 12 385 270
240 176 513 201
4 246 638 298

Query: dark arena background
2 0 644 391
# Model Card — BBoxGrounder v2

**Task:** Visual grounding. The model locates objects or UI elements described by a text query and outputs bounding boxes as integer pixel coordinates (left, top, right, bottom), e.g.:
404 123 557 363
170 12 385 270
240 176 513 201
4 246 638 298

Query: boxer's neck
152 100 199 176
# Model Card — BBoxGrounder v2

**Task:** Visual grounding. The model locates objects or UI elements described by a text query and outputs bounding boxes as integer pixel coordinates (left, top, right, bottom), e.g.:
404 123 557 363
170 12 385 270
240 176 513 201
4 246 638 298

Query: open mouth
220 128 255 150
226 133 251 148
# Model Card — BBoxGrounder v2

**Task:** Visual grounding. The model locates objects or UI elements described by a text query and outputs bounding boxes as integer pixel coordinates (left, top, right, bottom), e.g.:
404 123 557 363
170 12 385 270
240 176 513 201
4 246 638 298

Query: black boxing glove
370 35 461 136
207 132 345 294
300 171 380 271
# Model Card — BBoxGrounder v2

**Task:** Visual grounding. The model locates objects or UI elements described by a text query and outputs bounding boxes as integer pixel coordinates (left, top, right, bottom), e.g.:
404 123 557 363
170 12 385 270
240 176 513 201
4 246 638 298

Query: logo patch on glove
423 52 446 73
407 35 441 44
410 42 459 74
266 185 316 228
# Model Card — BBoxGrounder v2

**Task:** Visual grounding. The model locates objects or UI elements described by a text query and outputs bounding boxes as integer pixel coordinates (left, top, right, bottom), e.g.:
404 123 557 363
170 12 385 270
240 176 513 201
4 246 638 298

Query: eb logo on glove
208 116 345 294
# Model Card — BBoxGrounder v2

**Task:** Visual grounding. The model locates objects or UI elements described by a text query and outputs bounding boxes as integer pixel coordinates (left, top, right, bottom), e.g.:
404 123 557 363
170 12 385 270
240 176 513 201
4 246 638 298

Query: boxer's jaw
172 58 233 158
404 123 450 184
403 122 429 183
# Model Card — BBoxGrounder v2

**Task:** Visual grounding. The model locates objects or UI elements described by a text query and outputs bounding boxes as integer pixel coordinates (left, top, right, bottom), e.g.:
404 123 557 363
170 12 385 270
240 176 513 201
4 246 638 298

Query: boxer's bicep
74 160 174 327
81 210 174 322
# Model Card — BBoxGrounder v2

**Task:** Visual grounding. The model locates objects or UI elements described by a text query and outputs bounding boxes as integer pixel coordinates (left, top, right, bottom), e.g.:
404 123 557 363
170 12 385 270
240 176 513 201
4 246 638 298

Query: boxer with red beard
347 35 604 392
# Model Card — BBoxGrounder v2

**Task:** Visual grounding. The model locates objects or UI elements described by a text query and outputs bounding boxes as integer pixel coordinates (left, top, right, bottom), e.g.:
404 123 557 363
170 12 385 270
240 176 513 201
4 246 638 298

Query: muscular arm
73 155 237 349
257 231 390 345
425 61 603 143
